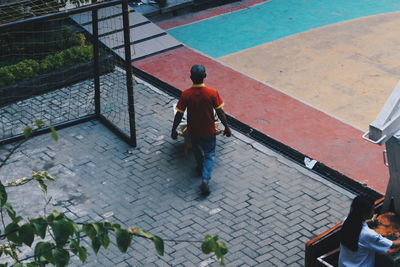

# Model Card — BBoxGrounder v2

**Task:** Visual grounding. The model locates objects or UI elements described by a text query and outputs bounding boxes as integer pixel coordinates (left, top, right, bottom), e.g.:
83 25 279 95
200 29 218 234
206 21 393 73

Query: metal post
382 135 400 213
92 2 101 116
121 0 137 147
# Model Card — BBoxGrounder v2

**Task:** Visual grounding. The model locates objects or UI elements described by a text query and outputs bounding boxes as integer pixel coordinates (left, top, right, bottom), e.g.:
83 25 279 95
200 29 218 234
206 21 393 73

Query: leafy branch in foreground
0 123 228 266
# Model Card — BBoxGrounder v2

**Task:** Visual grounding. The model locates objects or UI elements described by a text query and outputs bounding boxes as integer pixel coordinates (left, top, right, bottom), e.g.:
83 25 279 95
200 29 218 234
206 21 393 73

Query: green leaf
100 231 110 249
35 119 45 127
34 242 54 263
201 235 227 266
214 244 223 261
217 241 228 255
91 236 101 254
30 217 48 239
13 263 23 267
201 239 212 254
42 172 55 181
13 216 23 223
112 223 121 231
50 126 59 142
0 182 7 207
115 229 132 253
151 235 164 256
92 222 101 233
136 229 153 239
19 223 35 246
23 126 33 138
82 224 96 239
3 246 16 258
52 218 74 248
32 172 55 195
52 248 70 267
78 246 88 262
0 264 7 267
135 228 163 255
51 210 64 220
36 179 47 195
70 240 79 255
5 222 21 244
72 222 80 233
3 203 16 220
32 171 55 181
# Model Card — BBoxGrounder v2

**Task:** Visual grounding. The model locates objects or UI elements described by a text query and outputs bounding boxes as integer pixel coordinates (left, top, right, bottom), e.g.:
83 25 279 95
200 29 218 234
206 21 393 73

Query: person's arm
171 111 184 140
391 239 400 248
216 108 232 137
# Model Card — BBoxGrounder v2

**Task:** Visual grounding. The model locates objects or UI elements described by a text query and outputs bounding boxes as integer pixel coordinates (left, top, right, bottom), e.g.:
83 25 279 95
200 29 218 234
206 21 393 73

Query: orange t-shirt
176 84 224 137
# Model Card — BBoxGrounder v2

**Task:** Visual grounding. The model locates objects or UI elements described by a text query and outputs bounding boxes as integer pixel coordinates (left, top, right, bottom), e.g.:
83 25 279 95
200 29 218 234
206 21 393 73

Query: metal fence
0 0 137 146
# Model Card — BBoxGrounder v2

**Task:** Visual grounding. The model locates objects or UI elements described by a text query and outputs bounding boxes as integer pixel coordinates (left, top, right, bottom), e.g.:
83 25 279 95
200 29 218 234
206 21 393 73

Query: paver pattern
0 68 130 141
0 78 354 266
134 0 396 193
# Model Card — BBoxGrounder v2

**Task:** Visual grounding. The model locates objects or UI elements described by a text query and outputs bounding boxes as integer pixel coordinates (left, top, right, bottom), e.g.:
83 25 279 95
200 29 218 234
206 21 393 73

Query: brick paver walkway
0 68 130 141
0 80 354 266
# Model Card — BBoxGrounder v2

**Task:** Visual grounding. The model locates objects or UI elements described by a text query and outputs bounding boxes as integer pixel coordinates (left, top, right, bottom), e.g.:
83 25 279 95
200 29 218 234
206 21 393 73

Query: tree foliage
0 122 228 266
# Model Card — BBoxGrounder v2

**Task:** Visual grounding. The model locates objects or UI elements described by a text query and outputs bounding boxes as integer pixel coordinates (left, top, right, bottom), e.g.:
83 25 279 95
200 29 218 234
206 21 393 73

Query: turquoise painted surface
167 0 400 58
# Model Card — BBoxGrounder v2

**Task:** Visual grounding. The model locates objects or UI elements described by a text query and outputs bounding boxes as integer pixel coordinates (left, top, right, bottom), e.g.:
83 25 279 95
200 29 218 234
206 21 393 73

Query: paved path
0 79 353 266
133 46 390 194
132 0 400 194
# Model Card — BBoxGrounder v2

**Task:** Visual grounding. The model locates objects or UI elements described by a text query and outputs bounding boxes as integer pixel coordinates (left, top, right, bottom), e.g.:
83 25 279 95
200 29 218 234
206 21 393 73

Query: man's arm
171 111 184 140
216 108 232 137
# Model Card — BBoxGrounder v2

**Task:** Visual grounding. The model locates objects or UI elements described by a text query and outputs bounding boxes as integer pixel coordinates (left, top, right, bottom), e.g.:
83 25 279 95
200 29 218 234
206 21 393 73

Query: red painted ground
157 0 269 30
133 46 389 194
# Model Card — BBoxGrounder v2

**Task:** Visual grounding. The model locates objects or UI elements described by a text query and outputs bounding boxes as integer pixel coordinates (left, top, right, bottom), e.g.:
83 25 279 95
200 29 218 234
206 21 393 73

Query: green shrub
40 52 64 72
60 26 86 49
0 45 94 87
0 59 40 87
0 69 15 87
12 59 40 81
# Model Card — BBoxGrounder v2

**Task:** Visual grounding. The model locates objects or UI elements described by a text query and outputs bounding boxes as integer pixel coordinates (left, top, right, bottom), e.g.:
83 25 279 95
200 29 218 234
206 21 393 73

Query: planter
0 55 115 107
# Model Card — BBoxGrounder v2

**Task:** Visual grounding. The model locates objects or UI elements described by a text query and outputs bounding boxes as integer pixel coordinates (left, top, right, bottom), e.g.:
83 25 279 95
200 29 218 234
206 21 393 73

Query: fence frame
0 0 137 147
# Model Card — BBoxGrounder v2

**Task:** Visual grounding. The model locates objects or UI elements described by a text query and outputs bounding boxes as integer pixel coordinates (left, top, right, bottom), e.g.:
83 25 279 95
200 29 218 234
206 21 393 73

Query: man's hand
223 127 232 137
172 111 184 140
171 130 178 140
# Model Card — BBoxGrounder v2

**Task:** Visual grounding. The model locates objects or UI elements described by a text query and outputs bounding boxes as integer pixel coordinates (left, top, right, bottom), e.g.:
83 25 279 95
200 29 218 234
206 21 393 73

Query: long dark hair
340 195 374 251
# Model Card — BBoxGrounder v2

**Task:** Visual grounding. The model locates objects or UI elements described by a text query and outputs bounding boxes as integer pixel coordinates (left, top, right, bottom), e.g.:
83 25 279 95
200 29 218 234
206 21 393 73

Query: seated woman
339 195 400 267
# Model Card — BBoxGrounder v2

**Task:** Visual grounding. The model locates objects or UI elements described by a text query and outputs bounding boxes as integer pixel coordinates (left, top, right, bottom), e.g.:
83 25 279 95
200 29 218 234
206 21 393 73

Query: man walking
171 64 231 196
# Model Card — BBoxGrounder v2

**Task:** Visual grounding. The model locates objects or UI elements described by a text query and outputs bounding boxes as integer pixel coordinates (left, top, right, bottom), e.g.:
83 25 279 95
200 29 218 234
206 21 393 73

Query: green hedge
0 45 93 87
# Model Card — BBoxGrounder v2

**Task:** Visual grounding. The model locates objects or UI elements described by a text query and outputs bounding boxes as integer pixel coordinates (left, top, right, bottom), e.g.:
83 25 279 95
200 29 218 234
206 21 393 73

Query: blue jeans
190 135 216 183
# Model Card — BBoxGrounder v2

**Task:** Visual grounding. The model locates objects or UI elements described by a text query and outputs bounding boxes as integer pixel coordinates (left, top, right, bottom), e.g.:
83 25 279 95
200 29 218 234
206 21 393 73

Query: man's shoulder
202 86 219 96
181 87 193 96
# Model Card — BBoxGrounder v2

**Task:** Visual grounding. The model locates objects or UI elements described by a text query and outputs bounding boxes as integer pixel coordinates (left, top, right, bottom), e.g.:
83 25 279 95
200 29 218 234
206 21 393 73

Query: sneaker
200 181 210 196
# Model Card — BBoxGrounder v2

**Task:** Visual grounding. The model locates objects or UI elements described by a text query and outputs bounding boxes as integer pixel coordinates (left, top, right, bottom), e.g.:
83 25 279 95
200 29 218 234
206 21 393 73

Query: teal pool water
167 0 400 58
